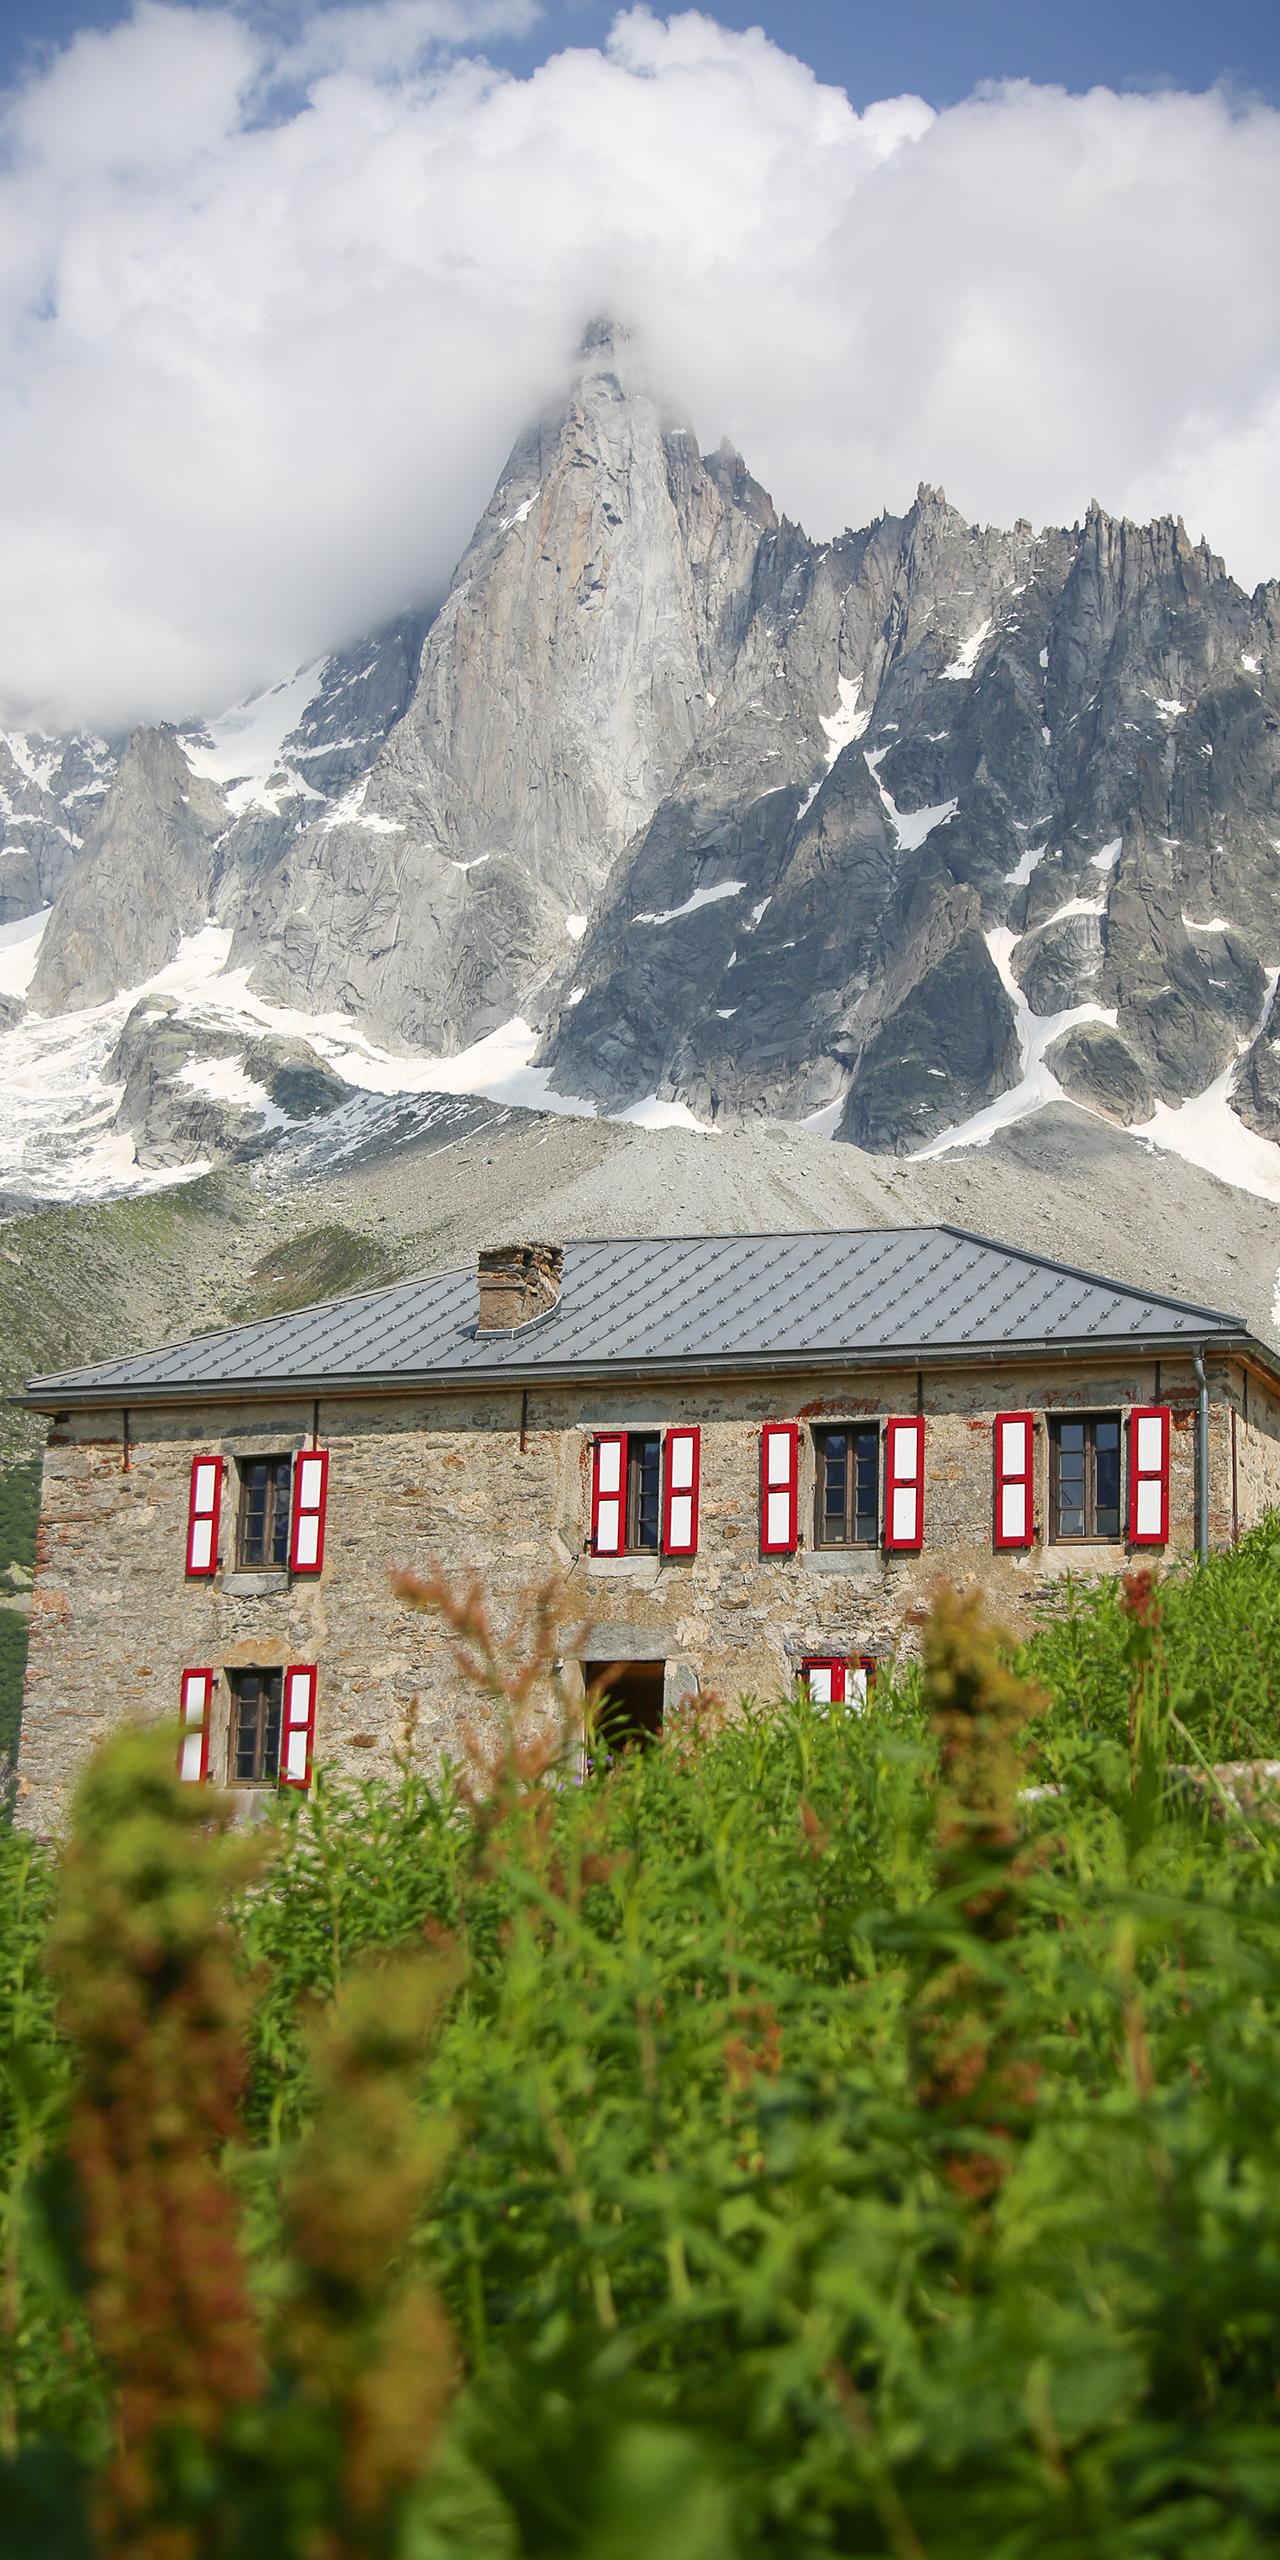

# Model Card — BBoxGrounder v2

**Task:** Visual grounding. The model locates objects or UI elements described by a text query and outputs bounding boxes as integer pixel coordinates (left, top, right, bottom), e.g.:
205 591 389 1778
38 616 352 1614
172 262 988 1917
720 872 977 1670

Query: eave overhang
15 1325 1265 1417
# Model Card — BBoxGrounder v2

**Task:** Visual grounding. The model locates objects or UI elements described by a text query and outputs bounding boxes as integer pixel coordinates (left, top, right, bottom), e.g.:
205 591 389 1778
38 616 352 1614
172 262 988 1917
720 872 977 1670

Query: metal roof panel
20 1225 1250 1407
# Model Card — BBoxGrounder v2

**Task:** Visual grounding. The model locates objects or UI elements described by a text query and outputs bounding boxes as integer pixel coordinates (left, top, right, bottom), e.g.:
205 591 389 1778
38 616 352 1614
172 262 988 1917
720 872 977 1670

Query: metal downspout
1192 1348 1210 1565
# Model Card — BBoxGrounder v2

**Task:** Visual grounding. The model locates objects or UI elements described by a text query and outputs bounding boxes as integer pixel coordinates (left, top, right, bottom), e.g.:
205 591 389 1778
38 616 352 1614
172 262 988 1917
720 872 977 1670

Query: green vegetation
231 1224 404 1321
6 1532 1280 2555
0 1459 40 1769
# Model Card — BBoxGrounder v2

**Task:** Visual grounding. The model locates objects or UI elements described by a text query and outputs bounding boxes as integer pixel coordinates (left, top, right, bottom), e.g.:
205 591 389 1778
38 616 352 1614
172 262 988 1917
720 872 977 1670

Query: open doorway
584 1659 665 1759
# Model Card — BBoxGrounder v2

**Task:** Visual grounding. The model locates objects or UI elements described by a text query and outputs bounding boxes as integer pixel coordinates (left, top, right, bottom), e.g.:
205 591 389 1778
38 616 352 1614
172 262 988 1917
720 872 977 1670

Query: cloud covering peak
2 2 1278 730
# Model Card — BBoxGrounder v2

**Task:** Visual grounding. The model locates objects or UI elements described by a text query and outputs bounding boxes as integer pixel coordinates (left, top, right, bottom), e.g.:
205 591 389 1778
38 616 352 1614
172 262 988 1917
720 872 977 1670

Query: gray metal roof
19 1227 1255 1410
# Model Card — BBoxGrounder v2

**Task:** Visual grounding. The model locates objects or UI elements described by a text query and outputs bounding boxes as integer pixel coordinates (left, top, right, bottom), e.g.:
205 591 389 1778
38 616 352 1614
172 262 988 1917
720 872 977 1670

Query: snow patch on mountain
0 907 50 999
940 619 991 680
617 1095 715 1131
909 926 1116 1162
819 676 868 766
175 1053 292 1130
634 881 745 927
1130 978 1280 1205
1005 842 1048 887
181 660 328 815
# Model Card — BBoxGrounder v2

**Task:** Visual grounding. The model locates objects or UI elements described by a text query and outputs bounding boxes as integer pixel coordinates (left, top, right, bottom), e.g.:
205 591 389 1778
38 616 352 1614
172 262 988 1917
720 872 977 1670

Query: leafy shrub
7 1533 1280 2554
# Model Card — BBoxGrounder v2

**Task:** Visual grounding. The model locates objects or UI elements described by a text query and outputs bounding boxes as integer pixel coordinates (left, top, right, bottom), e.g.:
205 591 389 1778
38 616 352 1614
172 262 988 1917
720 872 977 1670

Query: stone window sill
586 1556 661 1585
802 1548 882 1576
221 1570 291 1597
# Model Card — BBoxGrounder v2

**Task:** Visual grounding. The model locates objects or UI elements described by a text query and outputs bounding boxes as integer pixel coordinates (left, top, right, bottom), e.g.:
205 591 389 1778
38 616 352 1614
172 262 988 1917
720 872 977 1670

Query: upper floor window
1049 1414 1121 1542
237 1456 292 1569
814 1425 879 1547
229 1667 283 1782
625 1431 663 1553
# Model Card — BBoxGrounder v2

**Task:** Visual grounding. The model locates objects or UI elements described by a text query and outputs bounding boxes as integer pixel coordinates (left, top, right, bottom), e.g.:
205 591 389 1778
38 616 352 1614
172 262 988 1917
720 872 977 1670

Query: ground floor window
801 1654 876 1709
584 1658 664 1757
229 1667 284 1782
1049 1415 1121 1542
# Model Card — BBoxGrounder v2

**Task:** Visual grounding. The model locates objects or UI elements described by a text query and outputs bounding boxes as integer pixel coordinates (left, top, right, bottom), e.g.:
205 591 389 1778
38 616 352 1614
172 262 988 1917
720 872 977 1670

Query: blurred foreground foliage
5 1524 1280 2555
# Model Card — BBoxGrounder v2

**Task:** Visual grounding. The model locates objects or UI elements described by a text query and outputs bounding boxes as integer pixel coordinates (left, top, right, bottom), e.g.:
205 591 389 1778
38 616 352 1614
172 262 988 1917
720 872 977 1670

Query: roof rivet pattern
21 1227 1247 1404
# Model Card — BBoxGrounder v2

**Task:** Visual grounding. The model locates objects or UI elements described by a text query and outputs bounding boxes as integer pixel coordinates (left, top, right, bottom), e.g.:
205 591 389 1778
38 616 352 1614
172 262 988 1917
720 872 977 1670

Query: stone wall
16 1349 1261 1834
1222 1361 1280 1537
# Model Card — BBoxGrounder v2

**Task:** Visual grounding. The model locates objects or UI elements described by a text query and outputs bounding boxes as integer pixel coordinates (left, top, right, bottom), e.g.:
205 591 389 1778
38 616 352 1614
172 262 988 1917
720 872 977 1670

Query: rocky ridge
4 325 1280 1195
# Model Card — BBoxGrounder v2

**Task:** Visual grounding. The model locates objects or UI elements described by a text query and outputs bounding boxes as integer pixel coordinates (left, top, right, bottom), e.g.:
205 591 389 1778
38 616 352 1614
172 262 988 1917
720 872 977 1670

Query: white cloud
1 4 1278 731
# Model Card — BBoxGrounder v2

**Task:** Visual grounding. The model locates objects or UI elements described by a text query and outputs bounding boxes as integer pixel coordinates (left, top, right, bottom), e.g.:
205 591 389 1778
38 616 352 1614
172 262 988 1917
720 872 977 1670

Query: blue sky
2 0 1279 104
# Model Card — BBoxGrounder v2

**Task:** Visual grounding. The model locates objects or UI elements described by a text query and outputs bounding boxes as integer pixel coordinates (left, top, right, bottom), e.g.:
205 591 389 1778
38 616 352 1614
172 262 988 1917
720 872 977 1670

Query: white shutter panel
290 1449 329 1574
662 1426 700 1557
591 1432 626 1555
760 1423 799 1555
280 1664 317 1790
185 1456 223 1577
801 1656 846 1709
1128 1407 1171 1545
884 1418 925 1552
177 1668 214 1783
994 1411 1035 1549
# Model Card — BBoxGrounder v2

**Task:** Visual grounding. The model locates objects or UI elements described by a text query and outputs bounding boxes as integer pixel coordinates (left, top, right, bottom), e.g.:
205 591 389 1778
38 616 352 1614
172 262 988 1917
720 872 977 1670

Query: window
237 1456 292 1569
815 1426 879 1547
1050 1415 1121 1542
228 1668 283 1783
801 1654 876 1709
625 1432 663 1553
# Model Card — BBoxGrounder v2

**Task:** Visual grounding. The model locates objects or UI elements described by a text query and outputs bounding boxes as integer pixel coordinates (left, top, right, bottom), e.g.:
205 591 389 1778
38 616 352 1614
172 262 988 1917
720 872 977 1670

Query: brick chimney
476 1241 565 1333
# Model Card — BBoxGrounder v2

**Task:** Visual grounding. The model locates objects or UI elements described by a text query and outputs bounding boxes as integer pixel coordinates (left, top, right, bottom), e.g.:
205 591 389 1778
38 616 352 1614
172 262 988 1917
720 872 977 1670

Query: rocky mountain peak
226 340 778 1052
5 345 1280 1215
30 725 227 1012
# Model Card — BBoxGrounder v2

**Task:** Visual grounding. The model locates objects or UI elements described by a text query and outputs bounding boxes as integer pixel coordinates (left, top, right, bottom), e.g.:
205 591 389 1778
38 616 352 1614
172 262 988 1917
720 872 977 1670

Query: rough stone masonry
15 1230 1280 1835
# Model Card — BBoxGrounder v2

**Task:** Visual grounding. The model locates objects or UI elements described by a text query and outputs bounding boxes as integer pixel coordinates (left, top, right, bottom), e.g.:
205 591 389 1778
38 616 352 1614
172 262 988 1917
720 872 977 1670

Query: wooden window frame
227 1666 284 1786
623 1430 663 1555
235 1455 294 1572
1048 1412 1123 1545
813 1424 880 1549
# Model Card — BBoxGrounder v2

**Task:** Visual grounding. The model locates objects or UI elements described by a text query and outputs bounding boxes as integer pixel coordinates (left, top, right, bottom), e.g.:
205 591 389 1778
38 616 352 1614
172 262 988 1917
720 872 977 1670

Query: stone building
15 1226 1280 1833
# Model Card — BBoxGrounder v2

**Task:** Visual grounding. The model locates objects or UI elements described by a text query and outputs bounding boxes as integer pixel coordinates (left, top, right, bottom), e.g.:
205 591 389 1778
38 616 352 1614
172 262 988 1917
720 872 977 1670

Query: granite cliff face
0 728 115 926
7 326 1280 1189
226 328 774 1051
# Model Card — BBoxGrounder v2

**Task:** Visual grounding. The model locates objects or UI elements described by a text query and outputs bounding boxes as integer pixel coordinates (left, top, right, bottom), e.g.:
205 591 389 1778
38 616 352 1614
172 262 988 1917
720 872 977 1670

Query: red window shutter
662 1426 700 1556
1128 1406 1171 1546
884 1417 925 1552
993 1411 1035 1549
177 1667 214 1783
852 1653 878 1707
185 1455 223 1578
801 1654 846 1705
290 1449 329 1574
760 1422 799 1554
280 1664 318 1790
591 1431 626 1555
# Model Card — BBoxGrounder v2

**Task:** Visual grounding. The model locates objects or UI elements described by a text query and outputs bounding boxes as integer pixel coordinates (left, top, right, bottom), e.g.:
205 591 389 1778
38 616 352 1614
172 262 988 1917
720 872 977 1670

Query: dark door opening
585 1659 665 1759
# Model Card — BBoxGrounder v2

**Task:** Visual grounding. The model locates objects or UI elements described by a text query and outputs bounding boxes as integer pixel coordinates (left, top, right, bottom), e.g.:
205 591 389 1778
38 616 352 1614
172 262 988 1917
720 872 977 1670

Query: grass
0 1460 40 1772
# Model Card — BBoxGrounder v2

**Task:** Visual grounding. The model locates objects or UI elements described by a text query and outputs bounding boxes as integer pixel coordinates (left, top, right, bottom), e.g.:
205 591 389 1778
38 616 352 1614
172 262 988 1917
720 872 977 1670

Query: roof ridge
558 1227 944 1244
935 1222 1239 1328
